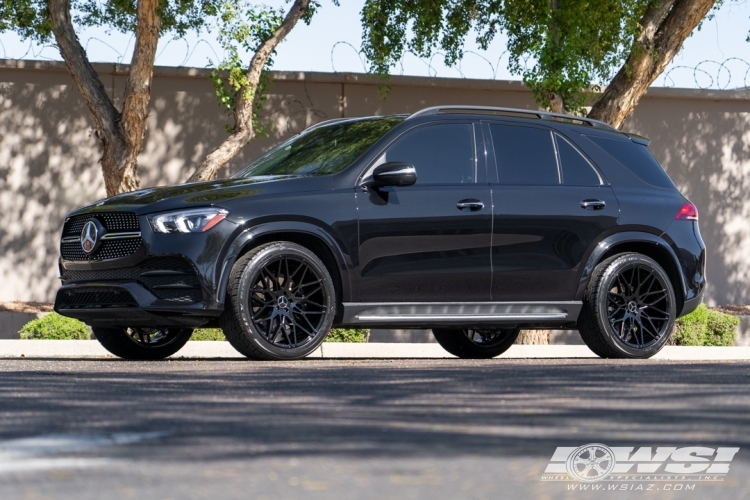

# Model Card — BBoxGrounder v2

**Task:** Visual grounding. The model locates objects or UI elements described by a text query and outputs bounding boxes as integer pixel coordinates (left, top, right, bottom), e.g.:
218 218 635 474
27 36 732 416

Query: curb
1 340 749 360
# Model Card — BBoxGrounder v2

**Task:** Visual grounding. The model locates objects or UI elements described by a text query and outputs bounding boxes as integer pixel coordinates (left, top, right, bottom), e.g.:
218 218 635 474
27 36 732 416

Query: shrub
191 328 226 341
19 313 90 340
188 328 371 342
673 304 739 346
325 328 369 343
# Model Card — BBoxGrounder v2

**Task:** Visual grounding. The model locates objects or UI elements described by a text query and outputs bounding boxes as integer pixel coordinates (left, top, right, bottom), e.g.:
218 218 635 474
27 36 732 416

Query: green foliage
163 327 370 342
0 0 222 43
191 328 226 340
673 304 739 347
325 328 369 343
208 1 284 134
361 0 654 113
19 312 90 340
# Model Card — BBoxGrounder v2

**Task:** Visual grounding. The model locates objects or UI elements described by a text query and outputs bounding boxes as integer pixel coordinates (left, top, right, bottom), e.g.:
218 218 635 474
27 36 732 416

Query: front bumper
54 282 221 327
54 211 240 328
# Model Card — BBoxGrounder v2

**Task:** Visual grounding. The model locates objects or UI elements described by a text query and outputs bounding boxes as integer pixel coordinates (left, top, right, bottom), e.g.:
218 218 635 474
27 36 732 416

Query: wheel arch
217 222 351 320
576 232 687 314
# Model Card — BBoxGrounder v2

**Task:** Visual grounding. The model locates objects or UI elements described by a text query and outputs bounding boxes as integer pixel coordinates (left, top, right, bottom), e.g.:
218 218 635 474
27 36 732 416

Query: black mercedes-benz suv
55 105 706 361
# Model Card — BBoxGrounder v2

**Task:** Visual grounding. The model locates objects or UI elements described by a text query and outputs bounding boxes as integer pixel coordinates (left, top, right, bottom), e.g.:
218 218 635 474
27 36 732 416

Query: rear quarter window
587 136 675 189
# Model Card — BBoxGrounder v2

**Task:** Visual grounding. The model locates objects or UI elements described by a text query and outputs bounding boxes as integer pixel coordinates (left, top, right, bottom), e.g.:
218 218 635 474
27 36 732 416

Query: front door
485 122 620 301
355 122 492 302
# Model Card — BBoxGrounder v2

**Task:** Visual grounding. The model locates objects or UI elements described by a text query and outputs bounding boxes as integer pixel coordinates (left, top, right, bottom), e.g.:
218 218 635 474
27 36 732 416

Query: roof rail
407 105 617 131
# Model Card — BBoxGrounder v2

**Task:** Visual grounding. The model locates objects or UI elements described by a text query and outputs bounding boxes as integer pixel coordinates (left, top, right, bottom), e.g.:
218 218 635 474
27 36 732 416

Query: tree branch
121 0 161 155
49 0 118 137
588 0 715 128
187 0 312 183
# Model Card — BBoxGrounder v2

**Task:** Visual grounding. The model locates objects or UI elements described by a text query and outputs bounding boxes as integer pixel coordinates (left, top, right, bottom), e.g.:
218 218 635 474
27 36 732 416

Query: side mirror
364 162 417 188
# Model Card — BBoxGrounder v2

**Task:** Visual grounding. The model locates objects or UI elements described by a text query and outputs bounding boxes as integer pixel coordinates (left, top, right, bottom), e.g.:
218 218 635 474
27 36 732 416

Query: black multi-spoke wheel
432 328 520 359
579 253 676 359
220 242 335 360
92 327 193 360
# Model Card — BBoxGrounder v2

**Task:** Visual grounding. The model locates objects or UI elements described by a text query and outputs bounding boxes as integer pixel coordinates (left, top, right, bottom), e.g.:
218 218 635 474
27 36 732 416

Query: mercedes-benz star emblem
81 220 99 254
277 296 289 309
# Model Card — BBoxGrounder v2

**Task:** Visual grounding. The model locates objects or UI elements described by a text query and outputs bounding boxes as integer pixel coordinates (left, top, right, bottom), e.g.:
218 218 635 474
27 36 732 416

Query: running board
340 301 581 328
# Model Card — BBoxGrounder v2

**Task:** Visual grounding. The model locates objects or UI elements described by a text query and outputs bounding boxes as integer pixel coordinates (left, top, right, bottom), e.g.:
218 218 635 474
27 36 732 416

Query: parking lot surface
0 358 748 499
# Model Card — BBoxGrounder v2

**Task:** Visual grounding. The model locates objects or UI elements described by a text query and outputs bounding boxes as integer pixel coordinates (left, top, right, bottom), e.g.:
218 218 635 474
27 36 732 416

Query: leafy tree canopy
361 0 661 113
0 0 221 42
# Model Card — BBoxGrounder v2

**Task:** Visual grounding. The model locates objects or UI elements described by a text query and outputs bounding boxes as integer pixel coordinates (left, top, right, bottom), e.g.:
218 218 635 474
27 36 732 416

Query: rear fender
576 231 687 306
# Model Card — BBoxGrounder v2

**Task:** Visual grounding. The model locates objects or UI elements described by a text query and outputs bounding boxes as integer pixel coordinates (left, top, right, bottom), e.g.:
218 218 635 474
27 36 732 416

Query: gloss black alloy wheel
579 253 676 359
220 242 335 360
92 326 193 360
432 328 520 359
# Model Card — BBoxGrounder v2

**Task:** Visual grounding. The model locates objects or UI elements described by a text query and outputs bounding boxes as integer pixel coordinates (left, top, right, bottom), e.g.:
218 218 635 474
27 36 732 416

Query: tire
432 328 520 359
220 242 336 360
578 253 676 359
92 327 193 360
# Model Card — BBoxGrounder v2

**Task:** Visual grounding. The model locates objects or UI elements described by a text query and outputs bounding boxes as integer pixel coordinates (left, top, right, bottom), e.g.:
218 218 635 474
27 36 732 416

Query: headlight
148 208 228 234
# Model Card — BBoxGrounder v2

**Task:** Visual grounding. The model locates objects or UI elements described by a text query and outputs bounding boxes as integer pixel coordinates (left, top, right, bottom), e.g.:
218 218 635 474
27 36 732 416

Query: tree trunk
50 0 161 196
587 0 715 128
548 92 565 114
187 0 312 183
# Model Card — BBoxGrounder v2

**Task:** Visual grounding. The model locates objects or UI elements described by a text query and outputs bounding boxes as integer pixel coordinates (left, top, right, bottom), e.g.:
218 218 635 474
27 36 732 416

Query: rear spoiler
626 133 651 147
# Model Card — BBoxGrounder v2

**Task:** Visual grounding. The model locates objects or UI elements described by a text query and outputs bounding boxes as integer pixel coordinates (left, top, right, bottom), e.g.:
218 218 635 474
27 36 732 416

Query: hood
69 175 328 216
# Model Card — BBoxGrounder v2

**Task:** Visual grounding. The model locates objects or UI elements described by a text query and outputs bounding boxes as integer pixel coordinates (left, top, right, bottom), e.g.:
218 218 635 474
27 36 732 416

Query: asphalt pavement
0 358 748 499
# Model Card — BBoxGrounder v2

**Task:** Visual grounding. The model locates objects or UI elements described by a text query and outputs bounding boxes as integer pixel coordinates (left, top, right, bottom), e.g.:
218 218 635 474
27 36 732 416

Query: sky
1 0 750 89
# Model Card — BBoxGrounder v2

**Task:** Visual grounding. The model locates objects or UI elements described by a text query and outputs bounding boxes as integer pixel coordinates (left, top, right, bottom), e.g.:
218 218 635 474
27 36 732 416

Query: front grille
61 257 203 304
61 238 142 261
58 287 137 309
61 212 142 261
63 212 139 236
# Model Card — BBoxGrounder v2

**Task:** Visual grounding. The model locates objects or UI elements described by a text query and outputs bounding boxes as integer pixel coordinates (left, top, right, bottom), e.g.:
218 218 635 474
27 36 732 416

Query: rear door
485 122 619 301
354 121 492 302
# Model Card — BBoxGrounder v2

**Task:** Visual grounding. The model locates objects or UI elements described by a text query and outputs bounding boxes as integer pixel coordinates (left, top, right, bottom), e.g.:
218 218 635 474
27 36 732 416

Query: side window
384 123 475 184
555 135 601 186
490 124 559 185
587 135 676 189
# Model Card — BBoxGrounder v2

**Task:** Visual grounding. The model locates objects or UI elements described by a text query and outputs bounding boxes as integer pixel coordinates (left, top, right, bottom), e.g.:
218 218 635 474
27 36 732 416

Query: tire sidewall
595 255 676 358
235 243 335 360
93 327 193 360
433 328 520 359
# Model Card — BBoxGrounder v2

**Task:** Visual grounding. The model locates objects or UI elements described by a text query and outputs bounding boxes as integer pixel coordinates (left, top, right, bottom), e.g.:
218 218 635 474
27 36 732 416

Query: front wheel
220 242 336 360
92 327 193 360
578 253 676 359
432 328 520 359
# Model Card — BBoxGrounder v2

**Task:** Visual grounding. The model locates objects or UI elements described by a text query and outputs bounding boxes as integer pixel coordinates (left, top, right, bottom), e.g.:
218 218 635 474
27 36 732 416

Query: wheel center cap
627 301 638 313
277 296 289 309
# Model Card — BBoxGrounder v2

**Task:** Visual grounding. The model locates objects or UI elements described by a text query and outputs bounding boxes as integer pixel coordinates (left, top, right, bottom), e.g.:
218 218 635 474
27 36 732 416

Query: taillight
675 202 698 221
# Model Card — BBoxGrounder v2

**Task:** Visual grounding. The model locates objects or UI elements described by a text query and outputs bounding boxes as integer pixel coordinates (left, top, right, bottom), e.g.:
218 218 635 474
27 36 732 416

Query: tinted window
234 117 403 178
588 136 675 189
384 124 475 184
556 135 601 186
490 125 558 185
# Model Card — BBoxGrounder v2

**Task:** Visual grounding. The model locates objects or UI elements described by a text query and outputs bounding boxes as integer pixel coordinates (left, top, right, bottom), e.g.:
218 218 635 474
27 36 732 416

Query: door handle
457 199 485 211
580 199 606 210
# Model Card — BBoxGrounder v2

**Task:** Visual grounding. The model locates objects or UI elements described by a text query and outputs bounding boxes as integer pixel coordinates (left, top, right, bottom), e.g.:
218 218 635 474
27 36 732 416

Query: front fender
214 221 352 305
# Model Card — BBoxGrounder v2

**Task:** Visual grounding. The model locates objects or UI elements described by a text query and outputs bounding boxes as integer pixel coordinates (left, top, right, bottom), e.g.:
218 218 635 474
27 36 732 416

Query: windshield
233 116 404 178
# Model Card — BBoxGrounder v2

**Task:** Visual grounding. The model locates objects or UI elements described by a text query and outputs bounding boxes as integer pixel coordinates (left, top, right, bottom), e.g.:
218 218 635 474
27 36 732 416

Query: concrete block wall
1 60 748 306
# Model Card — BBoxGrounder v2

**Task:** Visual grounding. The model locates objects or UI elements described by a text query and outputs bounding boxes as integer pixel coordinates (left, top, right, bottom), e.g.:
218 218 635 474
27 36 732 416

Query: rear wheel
220 242 336 360
578 253 676 359
92 327 193 360
432 328 520 359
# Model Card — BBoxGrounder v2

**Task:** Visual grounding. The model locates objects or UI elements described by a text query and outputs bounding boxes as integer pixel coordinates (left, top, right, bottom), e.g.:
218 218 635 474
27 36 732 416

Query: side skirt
338 301 581 329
